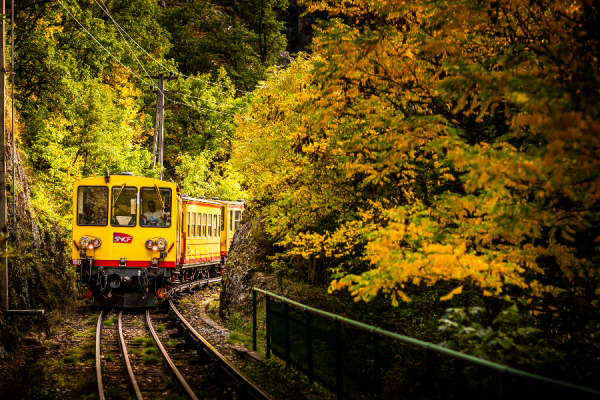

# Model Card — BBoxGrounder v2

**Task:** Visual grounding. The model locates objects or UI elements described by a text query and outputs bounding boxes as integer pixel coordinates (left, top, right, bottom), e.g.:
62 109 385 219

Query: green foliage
232 0 600 384
160 0 288 91
439 305 564 371
174 152 245 200
225 310 250 334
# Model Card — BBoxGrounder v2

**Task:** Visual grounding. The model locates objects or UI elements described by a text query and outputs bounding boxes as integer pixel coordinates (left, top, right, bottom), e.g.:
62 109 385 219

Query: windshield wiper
112 183 126 214
154 184 165 217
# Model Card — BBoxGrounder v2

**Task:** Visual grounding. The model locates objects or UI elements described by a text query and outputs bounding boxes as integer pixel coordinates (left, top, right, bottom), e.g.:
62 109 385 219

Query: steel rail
168 300 272 400
117 311 143 400
146 310 199 400
170 276 221 295
95 310 106 400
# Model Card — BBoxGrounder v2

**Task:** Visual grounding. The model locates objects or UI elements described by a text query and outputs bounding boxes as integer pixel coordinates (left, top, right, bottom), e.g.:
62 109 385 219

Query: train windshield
140 187 172 227
77 186 108 226
111 186 137 227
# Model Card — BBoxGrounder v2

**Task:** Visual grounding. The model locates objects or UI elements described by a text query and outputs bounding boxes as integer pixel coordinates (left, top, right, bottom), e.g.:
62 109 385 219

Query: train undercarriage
77 260 222 308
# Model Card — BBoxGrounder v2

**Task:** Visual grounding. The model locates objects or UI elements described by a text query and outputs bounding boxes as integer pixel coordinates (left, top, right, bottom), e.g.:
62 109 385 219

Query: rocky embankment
0 111 73 363
219 214 278 319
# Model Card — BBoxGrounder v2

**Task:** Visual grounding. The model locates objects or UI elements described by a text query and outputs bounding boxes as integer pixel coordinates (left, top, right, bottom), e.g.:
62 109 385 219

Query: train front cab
72 174 179 307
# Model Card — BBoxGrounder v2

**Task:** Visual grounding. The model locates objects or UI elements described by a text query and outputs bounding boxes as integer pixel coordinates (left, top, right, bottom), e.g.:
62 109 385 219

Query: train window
234 210 241 230
197 212 200 237
140 187 172 227
191 213 196 237
221 208 225 231
201 213 205 237
208 213 212 237
77 186 108 226
187 212 190 236
213 215 218 237
110 186 137 227
229 210 233 231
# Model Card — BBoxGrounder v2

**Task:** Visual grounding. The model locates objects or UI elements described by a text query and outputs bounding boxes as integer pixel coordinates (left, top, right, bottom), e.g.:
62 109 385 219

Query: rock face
0 110 72 353
219 214 277 319
280 0 317 54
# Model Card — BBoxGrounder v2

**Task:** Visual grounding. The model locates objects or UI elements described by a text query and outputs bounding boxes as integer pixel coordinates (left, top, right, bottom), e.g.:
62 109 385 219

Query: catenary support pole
150 73 164 179
0 0 8 312
158 74 164 180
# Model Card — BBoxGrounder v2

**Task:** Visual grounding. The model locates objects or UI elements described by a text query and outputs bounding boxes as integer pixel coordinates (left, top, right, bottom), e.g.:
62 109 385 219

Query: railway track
94 277 271 400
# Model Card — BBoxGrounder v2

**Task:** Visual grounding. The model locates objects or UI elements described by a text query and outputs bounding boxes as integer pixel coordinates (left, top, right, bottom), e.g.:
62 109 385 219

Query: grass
64 325 77 335
167 338 179 347
156 324 166 332
133 318 144 327
144 354 161 364
225 310 250 334
207 300 220 313
133 336 155 347
61 340 95 365
103 315 119 326
107 386 122 398
144 347 157 355
164 376 177 390
84 313 99 326
129 348 143 356
227 331 253 349
105 353 116 362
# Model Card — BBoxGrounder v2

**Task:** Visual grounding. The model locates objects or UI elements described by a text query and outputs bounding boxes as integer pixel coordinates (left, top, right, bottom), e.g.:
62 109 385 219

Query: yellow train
72 171 244 307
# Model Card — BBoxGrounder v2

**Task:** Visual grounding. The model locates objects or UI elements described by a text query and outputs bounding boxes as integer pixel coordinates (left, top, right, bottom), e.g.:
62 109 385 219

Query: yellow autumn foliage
235 0 600 309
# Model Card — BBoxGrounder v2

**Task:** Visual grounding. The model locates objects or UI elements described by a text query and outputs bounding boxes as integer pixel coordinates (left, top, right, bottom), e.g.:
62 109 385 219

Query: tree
160 0 288 92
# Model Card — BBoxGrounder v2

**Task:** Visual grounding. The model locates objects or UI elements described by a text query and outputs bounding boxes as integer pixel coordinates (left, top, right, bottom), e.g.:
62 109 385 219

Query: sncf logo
114 233 133 243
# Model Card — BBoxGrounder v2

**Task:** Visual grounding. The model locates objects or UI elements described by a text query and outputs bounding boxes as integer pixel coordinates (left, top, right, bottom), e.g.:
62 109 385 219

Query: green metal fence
252 288 600 400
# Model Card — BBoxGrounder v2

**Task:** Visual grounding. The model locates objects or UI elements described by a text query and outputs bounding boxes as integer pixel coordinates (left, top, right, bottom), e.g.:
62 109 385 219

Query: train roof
217 200 245 205
73 174 177 188
181 195 244 207
181 195 222 206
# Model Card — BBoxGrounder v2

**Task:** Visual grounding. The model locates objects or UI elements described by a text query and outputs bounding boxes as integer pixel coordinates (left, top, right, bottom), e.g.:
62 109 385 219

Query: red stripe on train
73 259 176 268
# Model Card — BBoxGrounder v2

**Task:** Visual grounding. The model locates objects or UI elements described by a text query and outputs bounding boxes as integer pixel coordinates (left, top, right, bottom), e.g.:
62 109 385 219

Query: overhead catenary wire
56 0 144 82
169 91 247 110
93 0 154 87
167 99 256 121
92 0 254 95
57 0 246 118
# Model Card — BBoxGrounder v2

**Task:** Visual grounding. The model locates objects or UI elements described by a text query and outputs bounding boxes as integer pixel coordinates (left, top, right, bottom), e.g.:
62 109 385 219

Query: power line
57 0 144 82
169 91 247 110
166 98 255 121
94 0 154 87
57 0 244 118
92 0 254 95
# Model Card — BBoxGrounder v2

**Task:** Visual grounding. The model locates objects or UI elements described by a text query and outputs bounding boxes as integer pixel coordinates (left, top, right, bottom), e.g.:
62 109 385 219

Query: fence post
424 344 432 398
284 302 290 368
335 317 343 399
307 308 314 384
266 294 271 359
252 289 257 352
372 329 381 398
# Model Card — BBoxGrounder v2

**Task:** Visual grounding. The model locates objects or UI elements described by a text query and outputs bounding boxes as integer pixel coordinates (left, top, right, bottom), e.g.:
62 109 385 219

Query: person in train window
141 201 164 226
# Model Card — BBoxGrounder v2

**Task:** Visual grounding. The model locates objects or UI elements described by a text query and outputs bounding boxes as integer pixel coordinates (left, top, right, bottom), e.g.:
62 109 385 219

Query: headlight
145 239 155 249
156 237 167 250
80 236 91 248
92 238 101 248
